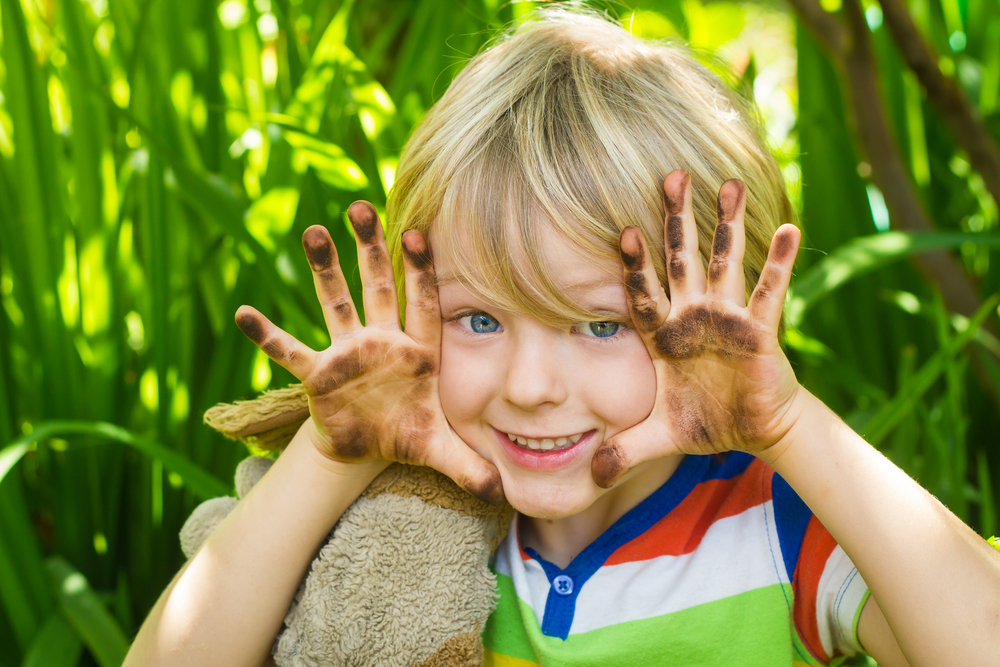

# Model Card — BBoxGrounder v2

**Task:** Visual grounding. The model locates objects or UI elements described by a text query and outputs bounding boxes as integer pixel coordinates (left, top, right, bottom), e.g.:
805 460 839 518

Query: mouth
501 431 586 452
491 427 595 471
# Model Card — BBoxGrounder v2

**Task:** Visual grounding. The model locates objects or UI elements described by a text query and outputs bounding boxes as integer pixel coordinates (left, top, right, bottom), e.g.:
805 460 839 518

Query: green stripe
486 575 802 666
483 574 537 662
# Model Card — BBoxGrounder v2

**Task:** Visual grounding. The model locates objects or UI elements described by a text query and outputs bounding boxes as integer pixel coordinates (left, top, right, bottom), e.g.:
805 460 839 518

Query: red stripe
792 515 837 662
605 458 773 565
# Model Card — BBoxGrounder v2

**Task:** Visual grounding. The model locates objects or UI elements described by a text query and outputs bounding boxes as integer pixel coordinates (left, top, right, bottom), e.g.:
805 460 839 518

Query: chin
500 474 600 519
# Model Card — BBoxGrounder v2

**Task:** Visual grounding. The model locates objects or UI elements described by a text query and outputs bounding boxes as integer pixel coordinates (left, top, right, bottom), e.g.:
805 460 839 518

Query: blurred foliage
0 0 997 663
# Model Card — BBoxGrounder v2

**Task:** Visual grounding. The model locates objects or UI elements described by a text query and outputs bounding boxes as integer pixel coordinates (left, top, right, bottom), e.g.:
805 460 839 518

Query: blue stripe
771 472 812 580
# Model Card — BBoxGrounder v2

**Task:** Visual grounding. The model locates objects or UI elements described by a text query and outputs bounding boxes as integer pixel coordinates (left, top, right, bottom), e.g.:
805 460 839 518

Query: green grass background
0 0 998 664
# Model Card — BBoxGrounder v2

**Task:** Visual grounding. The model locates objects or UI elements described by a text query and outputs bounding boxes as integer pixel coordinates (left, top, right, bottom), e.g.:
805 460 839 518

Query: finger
347 201 400 329
401 230 441 348
302 225 362 337
663 170 705 302
619 227 671 335
748 224 801 328
235 305 318 379
424 432 505 505
707 179 747 304
591 420 674 489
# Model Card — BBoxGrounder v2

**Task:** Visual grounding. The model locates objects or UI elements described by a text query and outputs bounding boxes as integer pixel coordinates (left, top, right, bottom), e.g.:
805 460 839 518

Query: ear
203 384 309 451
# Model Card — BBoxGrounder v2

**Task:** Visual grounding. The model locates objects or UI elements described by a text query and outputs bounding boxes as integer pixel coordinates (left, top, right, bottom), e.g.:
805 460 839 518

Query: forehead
429 218 623 295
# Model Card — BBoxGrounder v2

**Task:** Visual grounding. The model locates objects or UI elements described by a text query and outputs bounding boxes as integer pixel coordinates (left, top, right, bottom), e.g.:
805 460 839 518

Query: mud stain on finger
619 227 645 270
712 223 732 257
464 467 505 505
262 338 286 362
773 229 796 263
236 311 265 344
592 442 628 488
334 301 355 325
664 171 689 217
666 215 685 251
348 201 380 244
401 231 433 269
415 272 437 302
716 179 746 223
366 245 388 273
302 226 334 270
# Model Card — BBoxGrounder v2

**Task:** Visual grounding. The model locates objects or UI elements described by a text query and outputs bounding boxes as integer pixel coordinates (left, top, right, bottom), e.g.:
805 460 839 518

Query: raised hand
235 202 503 504
592 171 803 489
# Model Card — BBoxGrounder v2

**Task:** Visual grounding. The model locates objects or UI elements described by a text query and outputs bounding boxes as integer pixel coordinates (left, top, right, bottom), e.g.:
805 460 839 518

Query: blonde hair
385 7 792 327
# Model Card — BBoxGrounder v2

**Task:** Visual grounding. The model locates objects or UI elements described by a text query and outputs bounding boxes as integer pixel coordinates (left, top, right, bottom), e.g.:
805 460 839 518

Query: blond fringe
203 384 309 451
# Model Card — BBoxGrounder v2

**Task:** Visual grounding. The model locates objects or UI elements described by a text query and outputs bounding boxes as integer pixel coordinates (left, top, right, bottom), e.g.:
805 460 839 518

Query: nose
500 324 569 410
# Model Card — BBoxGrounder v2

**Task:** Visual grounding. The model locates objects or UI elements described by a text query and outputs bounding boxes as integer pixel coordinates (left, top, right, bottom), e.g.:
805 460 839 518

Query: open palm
235 202 503 503
593 171 803 488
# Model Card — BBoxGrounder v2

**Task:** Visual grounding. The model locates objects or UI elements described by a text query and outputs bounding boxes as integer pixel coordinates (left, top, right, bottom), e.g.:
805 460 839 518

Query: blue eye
575 321 621 338
459 312 502 334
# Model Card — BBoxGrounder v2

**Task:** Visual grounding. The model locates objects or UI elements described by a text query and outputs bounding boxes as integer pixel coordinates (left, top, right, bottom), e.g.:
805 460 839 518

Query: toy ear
203 384 309 451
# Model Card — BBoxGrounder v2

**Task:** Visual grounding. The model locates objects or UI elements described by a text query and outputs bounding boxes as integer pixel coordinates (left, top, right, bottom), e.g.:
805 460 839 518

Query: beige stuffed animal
181 384 514 666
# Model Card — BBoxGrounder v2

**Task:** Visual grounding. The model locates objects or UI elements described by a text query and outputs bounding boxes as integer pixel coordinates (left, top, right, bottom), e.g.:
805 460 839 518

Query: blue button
552 575 574 596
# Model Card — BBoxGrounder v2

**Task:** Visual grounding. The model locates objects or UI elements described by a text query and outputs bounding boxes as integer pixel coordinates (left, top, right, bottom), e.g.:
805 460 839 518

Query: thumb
423 429 505 505
592 419 674 489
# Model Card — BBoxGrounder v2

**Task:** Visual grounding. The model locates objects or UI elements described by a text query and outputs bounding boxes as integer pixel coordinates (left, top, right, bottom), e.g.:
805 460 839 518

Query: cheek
581 339 657 433
438 335 497 428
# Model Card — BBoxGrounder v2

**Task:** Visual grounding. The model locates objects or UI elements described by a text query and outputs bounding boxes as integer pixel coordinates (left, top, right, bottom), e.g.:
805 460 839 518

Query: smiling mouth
502 431 587 452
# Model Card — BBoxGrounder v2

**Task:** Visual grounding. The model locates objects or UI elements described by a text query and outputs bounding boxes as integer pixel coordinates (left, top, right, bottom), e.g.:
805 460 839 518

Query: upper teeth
506 432 584 450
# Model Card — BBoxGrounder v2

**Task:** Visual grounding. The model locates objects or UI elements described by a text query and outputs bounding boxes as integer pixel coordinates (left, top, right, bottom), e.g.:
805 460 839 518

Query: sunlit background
0 0 998 663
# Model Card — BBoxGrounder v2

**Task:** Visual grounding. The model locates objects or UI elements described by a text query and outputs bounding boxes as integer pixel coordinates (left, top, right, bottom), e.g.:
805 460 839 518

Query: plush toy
180 384 514 667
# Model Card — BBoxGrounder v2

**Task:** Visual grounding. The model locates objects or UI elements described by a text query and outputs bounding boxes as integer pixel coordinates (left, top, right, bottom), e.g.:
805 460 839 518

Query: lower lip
493 428 594 471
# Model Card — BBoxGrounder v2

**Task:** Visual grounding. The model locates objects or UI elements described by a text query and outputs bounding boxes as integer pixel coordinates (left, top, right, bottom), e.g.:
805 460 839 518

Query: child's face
431 223 659 518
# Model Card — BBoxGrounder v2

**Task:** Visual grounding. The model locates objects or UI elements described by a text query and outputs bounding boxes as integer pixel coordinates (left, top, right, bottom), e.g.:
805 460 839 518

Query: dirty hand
592 171 803 488
235 202 503 503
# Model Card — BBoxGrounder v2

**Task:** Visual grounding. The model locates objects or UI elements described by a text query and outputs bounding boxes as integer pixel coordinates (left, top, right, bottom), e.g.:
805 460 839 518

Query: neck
519 454 685 569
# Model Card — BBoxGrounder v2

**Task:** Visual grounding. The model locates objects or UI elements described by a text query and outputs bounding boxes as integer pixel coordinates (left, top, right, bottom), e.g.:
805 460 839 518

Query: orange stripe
605 458 773 565
792 515 837 662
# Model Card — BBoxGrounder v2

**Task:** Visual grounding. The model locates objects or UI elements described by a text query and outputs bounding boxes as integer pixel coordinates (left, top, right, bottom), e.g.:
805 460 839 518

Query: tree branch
877 0 1000 208
784 0 846 56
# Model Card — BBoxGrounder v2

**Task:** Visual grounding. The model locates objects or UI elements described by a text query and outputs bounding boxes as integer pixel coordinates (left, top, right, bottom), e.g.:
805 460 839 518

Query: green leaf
285 131 368 191
1 422 228 501
862 295 1000 446
786 232 1000 328
22 614 83 667
46 557 128 667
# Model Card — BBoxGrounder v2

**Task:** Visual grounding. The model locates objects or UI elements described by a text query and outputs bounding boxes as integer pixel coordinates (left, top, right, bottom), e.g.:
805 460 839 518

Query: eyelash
446 311 630 344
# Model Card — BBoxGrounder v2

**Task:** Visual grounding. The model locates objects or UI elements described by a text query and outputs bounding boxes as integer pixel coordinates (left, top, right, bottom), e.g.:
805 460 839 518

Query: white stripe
494 516 549 625
816 545 868 656
568 501 787 633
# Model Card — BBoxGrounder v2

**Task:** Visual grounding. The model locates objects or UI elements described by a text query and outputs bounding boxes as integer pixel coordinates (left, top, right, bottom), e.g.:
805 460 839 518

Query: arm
124 420 388 667
760 389 1000 666
590 171 999 666
127 203 501 665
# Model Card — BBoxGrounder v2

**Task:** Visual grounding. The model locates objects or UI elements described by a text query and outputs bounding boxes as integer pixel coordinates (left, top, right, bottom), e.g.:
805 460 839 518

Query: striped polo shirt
483 452 870 666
